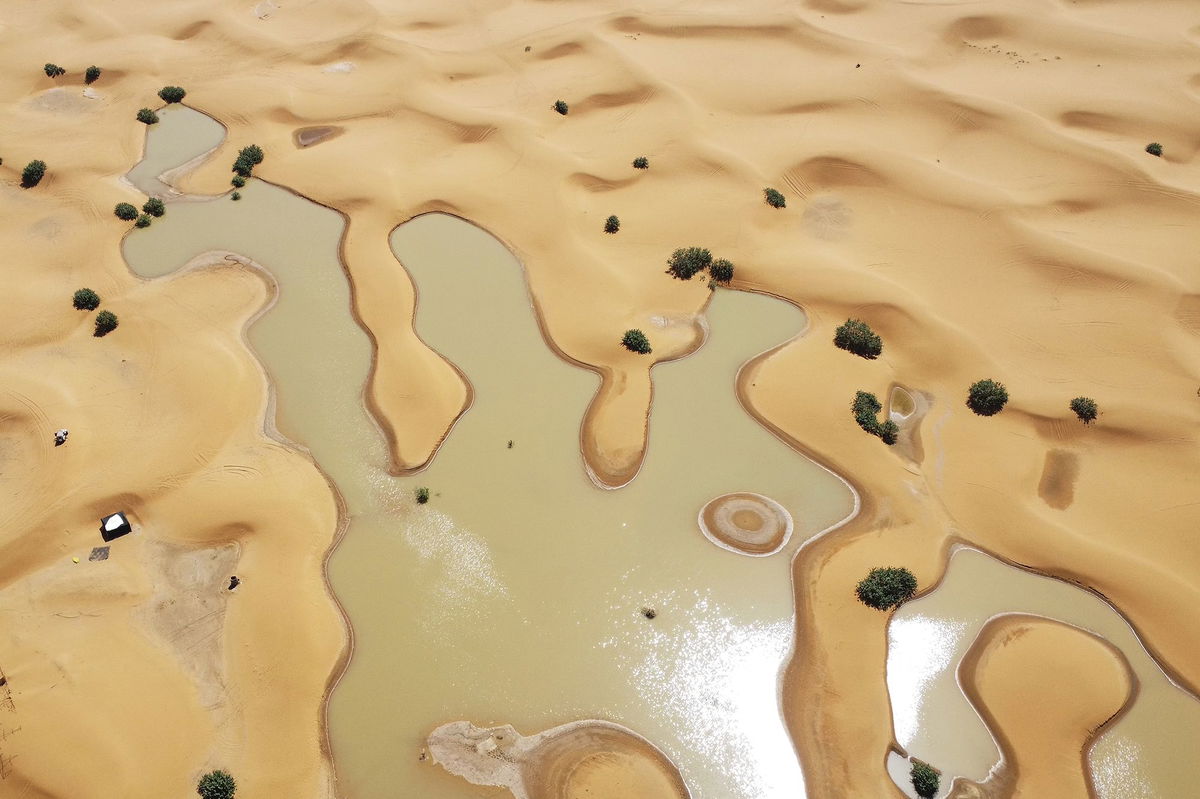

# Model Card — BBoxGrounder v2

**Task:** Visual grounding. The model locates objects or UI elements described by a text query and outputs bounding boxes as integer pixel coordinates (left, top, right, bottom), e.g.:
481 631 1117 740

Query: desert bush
136 108 159 125
1146 142 1163 157
910 760 940 799
764 187 786 208
142 197 166 217
85 66 102 84
158 86 186 103
855 567 917 610
604 215 620 234
1070 396 1098 423
851 391 898 445
231 175 246 188
232 144 264 178
94 310 119 337
632 156 649 169
665 247 713 281
114 202 139 221
415 487 430 504
834 318 882 359
966 379 1008 416
21 160 46 187
231 191 242 201
622 329 652 354
134 214 152 228
44 64 65 79
197 769 236 799
73 288 101 311
553 99 569 115
710 259 734 284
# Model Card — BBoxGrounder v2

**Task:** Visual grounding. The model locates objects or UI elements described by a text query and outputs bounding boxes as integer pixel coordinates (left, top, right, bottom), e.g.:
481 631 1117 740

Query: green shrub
851 391 898 445
632 156 649 169
710 259 734 284
966 379 1008 416
855 567 917 610
910 760 940 799
415 487 430 504
622 329 652 354
94 310 119 337
231 191 241 201
1145 142 1163 157
85 66 102 84
232 144 264 178
114 202 139 221
764 187 786 208
197 769 236 799
604 215 620 234
21 160 47 187
142 197 166 217
553 99 569 115
1070 396 1098 423
136 108 159 125
134 214 152 228
665 247 713 281
44 64 65 79
834 318 882 359
231 175 246 188
73 288 101 311
158 86 186 103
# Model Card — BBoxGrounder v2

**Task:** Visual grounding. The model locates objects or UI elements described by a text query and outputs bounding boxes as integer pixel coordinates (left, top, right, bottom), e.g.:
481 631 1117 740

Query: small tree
764 188 786 208
142 197 166 217
231 175 246 188
114 202 139 221
710 259 734 284
21 160 47 187
665 247 713 281
1145 142 1163 157
232 144 264 178
833 318 882 359
73 288 101 311
134 214 152 228
855 567 917 610
136 108 159 125
415 487 430 504
851 391 898 445
604 215 620 234
910 760 940 799
85 66 102 84
158 86 187 103
632 156 649 169
553 99 569 115
1070 396 1098 423
231 191 242 201
94 310 119 337
966 379 1008 416
622 329 652 354
44 63 65 79
197 769 236 799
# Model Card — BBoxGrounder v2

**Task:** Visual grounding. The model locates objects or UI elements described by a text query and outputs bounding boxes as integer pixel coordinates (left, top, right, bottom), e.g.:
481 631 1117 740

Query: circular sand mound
698 492 793 556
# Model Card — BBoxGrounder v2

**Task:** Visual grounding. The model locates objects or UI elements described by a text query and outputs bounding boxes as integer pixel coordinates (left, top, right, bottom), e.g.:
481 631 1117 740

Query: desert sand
1 0 1198 797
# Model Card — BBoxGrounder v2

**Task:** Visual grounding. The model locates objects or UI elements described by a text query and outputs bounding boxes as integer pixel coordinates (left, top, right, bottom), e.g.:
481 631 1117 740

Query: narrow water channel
122 109 856 799
886 547 1200 798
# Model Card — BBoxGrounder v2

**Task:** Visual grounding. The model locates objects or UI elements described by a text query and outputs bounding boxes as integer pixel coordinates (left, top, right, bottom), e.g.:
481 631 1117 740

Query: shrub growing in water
764 187 786 208
966 378 1008 416
910 760 940 799
553 99 569 115
855 567 917 610
158 86 187 103
73 288 101 311
1070 396 1098 423
1145 142 1163 157
665 247 713 281
231 191 241 201
85 65 102 84
231 175 246 188
851 391 899 445
604 215 620 234
196 769 237 799
21 160 47 187
142 197 166 217
415 487 430 504
632 156 649 169
710 259 734 284
114 202 139 221
94 310 119 337
134 214 152 228
834 318 882 359
622 329 652 354
136 108 159 125
44 63 65 79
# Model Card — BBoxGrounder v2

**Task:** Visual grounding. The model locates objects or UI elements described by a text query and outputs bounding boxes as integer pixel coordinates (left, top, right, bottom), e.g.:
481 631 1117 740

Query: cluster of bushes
851 391 899 445
664 247 734 285
231 144 264 187
622 329 651 354
834 318 882 359
137 108 159 125
43 63 66 79
197 770 236 799
114 197 166 228
632 156 649 169
415 487 430 504
72 289 119 337
553 99 569 115
604 215 620 234
966 379 1100 423
910 760 940 799
855 567 917 610
42 64 102 82
159 86 187 104
764 187 786 208
21 160 46 188
1146 142 1163 157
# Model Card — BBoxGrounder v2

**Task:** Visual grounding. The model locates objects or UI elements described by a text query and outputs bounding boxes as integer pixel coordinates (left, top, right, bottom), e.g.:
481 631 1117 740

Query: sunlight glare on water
886 614 967 746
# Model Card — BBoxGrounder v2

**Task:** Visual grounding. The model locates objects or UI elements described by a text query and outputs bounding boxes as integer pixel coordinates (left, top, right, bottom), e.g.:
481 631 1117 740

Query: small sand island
698 492 793 556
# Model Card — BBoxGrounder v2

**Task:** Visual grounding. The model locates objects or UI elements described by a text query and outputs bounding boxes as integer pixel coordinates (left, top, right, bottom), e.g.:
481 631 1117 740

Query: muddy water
122 111 855 799
886 547 1200 798
125 105 225 197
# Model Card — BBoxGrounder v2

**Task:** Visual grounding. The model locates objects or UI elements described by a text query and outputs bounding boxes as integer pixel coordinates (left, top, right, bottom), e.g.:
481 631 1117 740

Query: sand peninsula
1 0 1199 798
